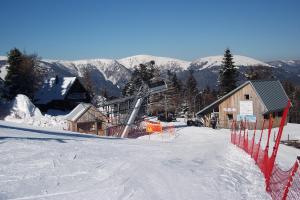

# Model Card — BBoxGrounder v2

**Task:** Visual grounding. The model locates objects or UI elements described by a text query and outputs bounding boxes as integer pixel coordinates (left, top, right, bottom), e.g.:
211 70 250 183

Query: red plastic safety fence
106 121 147 138
287 166 300 199
230 101 300 200
269 164 294 199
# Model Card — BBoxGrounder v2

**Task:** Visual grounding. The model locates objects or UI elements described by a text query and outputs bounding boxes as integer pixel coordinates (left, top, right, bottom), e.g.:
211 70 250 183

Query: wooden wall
68 106 108 135
218 84 285 129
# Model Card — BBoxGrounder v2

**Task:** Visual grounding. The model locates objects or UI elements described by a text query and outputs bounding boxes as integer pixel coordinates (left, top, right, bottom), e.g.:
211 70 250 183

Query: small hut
66 103 108 135
196 80 290 129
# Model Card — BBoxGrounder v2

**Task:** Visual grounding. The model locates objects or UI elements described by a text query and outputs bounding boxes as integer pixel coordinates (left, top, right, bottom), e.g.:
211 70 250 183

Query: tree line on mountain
1 47 300 123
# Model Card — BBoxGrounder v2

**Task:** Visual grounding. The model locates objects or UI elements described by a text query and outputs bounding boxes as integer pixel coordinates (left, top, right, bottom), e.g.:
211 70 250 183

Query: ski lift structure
120 78 168 138
148 79 168 95
100 78 168 138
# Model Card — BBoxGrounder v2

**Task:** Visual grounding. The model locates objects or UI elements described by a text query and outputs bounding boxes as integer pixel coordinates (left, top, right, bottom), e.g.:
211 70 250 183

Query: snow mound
4 94 68 129
191 55 272 70
6 94 42 119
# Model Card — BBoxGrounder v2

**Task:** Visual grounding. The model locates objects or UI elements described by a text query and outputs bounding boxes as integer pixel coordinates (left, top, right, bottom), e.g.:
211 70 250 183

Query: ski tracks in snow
0 122 272 199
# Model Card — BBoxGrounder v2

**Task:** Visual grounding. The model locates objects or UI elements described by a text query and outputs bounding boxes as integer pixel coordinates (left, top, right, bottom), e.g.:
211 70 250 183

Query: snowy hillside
268 60 300 68
0 56 8 80
266 60 300 85
118 55 191 71
0 120 272 200
0 56 7 60
1 119 299 199
41 59 131 97
190 55 272 71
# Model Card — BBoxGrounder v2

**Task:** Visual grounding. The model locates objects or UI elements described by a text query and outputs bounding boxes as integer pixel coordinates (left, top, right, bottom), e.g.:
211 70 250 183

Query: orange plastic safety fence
106 121 147 138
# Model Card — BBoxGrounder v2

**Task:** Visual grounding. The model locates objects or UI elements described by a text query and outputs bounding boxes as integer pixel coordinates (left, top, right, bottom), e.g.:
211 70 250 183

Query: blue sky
0 0 299 61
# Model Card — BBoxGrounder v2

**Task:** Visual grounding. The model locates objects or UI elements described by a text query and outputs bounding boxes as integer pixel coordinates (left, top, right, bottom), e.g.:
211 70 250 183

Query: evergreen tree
122 61 158 96
282 80 300 123
81 67 95 99
185 70 198 114
4 48 44 99
171 72 182 93
218 48 238 96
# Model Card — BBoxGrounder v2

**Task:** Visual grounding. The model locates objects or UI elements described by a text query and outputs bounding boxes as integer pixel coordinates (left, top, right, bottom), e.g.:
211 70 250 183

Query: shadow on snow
0 124 123 141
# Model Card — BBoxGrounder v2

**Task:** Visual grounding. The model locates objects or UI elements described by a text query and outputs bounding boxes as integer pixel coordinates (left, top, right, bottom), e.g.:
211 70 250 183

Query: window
244 94 250 100
227 114 233 120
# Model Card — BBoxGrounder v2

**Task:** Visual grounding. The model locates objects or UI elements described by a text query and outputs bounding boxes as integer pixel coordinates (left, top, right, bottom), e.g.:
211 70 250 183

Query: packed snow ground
3 120 293 200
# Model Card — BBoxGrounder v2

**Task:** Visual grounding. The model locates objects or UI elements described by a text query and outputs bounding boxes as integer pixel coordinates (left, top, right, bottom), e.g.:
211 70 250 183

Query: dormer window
244 94 250 100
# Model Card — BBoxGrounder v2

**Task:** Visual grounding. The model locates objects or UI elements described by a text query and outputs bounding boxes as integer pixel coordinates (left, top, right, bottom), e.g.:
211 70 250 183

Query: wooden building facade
196 80 290 129
66 103 108 135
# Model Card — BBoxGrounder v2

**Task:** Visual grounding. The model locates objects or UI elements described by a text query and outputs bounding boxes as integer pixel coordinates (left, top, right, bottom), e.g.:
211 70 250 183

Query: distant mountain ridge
0 55 299 97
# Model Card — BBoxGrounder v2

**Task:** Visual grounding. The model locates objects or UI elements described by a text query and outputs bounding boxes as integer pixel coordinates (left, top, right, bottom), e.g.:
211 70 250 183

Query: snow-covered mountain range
190 55 272 70
118 55 191 71
0 55 299 96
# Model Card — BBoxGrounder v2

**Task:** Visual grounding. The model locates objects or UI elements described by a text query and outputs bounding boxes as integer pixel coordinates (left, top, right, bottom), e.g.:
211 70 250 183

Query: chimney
55 75 59 84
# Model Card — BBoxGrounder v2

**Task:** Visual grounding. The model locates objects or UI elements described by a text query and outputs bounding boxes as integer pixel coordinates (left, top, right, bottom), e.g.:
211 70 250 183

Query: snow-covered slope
0 56 7 60
0 120 272 200
39 59 131 97
118 55 191 71
268 60 300 68
1 118 299 199
190 55 271 70
0 56 8 80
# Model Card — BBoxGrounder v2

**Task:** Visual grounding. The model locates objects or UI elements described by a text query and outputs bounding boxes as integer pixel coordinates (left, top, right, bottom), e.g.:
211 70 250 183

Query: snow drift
4 94 68 129
5 94 42 120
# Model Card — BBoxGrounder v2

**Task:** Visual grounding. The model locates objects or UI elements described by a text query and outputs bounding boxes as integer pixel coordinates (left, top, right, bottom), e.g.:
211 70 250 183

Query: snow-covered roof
65 103 92 121
34 77 77 104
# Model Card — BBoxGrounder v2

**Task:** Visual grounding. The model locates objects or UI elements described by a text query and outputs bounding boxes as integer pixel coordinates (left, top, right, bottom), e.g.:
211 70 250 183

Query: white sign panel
223 108 237 112
237 115 256 122
239 101 253 115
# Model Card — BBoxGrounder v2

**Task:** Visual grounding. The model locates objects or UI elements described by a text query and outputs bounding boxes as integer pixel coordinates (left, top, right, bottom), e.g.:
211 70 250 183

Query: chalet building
196 80 290 129
34 76 90 112
66 103 108 135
